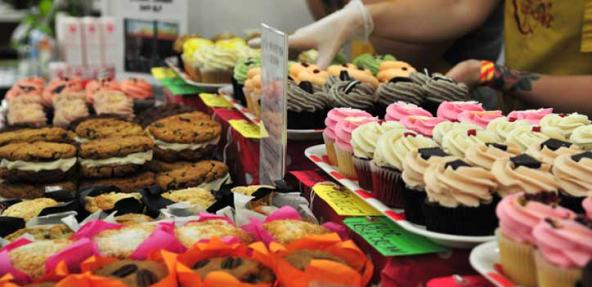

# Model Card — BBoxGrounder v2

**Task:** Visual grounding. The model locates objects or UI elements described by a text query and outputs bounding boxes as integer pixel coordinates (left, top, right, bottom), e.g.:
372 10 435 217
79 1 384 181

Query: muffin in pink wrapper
120 77 154 100
323 108 372 165
508 108 553 125
458 110 503 129
437 101 484 122
384 101 432 122
584 196 592 219
400 116 446 137
496 192 574 287
533 216 592 287
334 116 378 178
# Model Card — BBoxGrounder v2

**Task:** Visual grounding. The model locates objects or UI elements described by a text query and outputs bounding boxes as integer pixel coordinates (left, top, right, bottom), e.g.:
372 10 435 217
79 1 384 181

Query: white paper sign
259 23 288 185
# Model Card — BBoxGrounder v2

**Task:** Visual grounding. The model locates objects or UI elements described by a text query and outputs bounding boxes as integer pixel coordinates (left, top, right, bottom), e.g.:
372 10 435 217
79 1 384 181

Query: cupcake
465 143 521 170
232 56 260 106
458 110 503 129
507 108 553 125
431 121 480 145
401 147 451 224
400 116 446 137
384 101 432 122
496 192 574 287
42 77 84 106
244 67 261 116
486 117 531 141
52 96 89 127
295 65 331 91
533 216 592 287
334 117 378 178
351 121 405 190
328 80 376 115
376 76 424 111
441 128 500 157
505 125 550 152
326 64 379 88
570 125 592 150
539 113 590 139
422 74 469 115
372 131 437 207
287 80 329 129
553 151 592 212
183 37 214 81
376 60 416 83
437 101 484 122
353 53 396 75
194 45 236 83
527 138 582 165
423 157 498 235
585 196 592 219
491 153 560 197
323 108 372 165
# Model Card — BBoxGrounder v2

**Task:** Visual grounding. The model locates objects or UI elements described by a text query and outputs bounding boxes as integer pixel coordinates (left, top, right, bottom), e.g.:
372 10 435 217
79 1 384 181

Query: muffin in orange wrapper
176 238 276 287
270 233 373 287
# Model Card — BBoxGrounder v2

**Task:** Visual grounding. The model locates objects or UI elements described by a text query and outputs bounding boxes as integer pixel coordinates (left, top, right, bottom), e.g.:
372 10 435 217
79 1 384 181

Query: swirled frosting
401 116 446 137
373 130 436 170
351 121 405 159
533 217 592 268
423 74 469 102
441 128 500 157
465 143 521 170
234 56 260 84
584 196 592 219
507 108 553 125
505 126 549 152
334 117 378 152
324 108 372 140
491 155 559 196
432 121 480 145
194 45 237 72
486 117 531 141
437 101 484 122
402 148 452 189
570 125 592 149
526 139 581 165
552 152 592 197
424 158 497 208
458 110 503 129
384 101 432 122
353 53 396 75
287 80 329 112
329 80 376 110
376 79 424 106
539 113 590 139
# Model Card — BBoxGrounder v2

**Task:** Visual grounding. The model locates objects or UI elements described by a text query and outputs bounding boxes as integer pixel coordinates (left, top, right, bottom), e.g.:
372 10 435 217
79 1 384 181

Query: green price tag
344 216 447 257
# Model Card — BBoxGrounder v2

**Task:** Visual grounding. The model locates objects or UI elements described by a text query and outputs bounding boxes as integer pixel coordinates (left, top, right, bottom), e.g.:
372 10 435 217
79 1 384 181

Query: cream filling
80 151 153 168
0 157 76 172
149 135 220 151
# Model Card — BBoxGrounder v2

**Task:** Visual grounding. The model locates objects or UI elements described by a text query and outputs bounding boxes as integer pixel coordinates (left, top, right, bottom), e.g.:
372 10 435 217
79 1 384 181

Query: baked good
372 130 437 208
492 154 560 197
190 256 275 284
376 60 416 83
376 76 424 108
384 101 432 122
432 121 480 145
42 77 83 106
5 77 44 101
94 259 168 287
436 101 484 122
351 121 405 190
486 117 532 141
0 127 75 146
423 158 498 235
92 91 134 120
147 112 221 162
400 115 446 137
496 192 574 287
84 192 142 213
94 223 156 258
120 78 153 100
326 64 378 88
80 171 155 193
422 74 469 113
7 101 47 127
284 249 348 271
0 179 77 200
506 126 550 152
175 219 252 248
161 187 215 209
552 151 592 212
135 104 195 127
263 219 329 244
233 56 261 106
5 224 72 241
155 160 229 191
570 125 592 150
323 108 372 166
0 142 77 183
527 138 582 165
1 198 58 221
328 80 376 113
441 128 500 157
465 143 522 170
146 160 195 172
85 79 121 103
287 80 330 130
8 239 71 279
114 213 154 225
79 136 154 178
74 118 144 141
182 37 214 81
539 113 590 139
352 53 396 76
457 110 503 129
52 97 89 127
333 117 378 179
243 67 261 116
507 108 553 125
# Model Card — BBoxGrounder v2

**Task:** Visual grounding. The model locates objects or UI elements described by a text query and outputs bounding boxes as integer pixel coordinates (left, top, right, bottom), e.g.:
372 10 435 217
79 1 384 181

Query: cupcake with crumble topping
491 153 560 197
334 116 378 178
552 151 592 212
465 143 521 170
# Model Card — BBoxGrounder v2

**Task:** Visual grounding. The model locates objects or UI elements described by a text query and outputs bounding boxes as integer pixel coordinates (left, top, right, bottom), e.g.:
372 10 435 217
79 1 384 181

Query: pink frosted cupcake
508 108 553 125
437 101 484 122
533 216 592 287
496 192 574 287
400 115 446 137
584 196 592 219
384 101 432 122
458 110 503 129
334 116 378 178
323 108 372 165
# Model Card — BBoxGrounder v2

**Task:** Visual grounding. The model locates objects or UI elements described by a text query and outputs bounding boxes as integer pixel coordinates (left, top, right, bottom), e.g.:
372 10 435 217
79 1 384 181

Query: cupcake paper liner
535 251 582 287
334 147 357 179
183 61 201 82
353 157 373 191
497 230 537 287
201 70 232 84
370 164 404 208
401 185 426 225
559 192 584 214
323 133 338 166
422 200 497 236
231 77 247 107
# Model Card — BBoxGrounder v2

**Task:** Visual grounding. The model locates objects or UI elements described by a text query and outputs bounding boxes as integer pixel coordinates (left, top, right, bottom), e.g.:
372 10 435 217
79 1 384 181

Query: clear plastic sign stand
259 23 288 185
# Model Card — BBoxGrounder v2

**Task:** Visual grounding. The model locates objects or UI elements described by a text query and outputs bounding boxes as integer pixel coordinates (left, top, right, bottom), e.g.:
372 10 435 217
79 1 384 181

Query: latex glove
446 59 482 88
289 0 374 69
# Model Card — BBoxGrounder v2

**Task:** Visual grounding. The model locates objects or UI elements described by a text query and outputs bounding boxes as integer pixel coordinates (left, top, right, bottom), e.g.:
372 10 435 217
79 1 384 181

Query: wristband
479 60 495 86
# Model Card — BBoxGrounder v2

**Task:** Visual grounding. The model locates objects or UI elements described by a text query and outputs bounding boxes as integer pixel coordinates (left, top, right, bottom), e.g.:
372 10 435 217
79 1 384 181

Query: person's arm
447 60 592 114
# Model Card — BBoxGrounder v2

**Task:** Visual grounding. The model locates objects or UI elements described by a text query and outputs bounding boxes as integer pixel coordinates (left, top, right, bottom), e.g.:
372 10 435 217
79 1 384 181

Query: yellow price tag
313 183 381 216
151 67 176 80
199 93 232 108
229 119 268 139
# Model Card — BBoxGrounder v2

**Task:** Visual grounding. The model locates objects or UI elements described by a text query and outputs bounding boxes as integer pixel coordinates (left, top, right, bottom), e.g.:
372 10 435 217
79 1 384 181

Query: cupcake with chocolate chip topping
553 151 592 212
287 80 330 129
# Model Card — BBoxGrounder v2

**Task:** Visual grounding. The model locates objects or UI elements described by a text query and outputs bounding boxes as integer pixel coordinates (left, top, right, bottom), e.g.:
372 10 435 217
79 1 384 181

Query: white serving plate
164 57 228 93
305 144 495 249
470 241 520 287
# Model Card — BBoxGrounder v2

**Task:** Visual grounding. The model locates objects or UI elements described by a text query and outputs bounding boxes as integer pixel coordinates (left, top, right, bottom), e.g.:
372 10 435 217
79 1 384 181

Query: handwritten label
344 217 446 257
229 120 268 139
199 93 232 108
312 183 380 216
151 67 176 80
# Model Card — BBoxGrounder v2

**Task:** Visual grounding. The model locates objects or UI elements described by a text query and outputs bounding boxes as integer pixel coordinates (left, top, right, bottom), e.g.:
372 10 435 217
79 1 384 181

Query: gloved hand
289 0 374 69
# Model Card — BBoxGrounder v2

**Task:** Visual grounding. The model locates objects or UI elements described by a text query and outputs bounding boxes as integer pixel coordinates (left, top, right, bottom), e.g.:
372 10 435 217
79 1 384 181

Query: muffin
553 151 592 212
491 154 560 197
400 115 446 137
351 121 405 190
384 101 431 122
114 213 154 225
84 192 143 213
74 117 144 142
155 160 230 191
146 112 221 162
457 110 503 129
527 138 582 165
323 108 372 165
93 223 156 258
571 125 592 150
175 219 252 248
423 158 498 235
507 108 553 125
372 130 437 207
161 187 215 211
436 101 484 122
465 143 522 170
333 117 378 178
441 128 500 158
506 126 550 152
79 136 153 178
190 256 275 284
262 219 329 244
0 142 77 183
94 259 168 287
8 239 71 279
0 127 75 146
5 224 72 242
287 80 329 129
539 113 590 140
79 171 155 192
486 117 532 141
496 192 574 287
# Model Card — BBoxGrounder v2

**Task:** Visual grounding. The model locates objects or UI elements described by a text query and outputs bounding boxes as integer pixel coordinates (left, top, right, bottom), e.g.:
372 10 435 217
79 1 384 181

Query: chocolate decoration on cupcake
540 138 572 151
572 151 592 162
445 159 470 170
298 81 314 94
388 77 413 84
343 80 361 94
339 70 351 81
488 143 509 151
418 147 448 160
510 154 542 169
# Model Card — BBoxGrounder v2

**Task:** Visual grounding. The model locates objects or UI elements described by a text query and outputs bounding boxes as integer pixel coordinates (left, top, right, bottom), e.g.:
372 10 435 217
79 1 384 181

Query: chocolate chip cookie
79 136 154 178
94 259 168 287
0 142 77 183
155 160 229 191
80 171 155 192
0 127 75 146
191 256 275 284
74 118 144 141
135 104 195 127
146 160 195 172
0 180 77 200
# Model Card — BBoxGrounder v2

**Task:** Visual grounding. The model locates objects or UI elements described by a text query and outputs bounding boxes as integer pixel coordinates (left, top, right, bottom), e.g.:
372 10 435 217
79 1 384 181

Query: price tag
151 67 176 80
344 217 447 257
229 120 268 139
199 93 232 108
312 183 381 216
167 82 201 95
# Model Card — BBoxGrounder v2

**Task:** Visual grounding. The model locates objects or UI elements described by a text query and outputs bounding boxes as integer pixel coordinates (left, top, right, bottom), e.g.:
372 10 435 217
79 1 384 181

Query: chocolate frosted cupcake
527 138 582 165
287 80 329 129
465 143 521 170
423 74 469 114
401 147 451 224
329 80 376 115
423 158 498 235
492 154 560 197
553 151 592 213
376 78 424 112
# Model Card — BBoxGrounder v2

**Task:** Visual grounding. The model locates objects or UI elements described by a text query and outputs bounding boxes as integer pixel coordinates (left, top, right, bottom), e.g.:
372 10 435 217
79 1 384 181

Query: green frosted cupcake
232 56 260 106
353 53 396 76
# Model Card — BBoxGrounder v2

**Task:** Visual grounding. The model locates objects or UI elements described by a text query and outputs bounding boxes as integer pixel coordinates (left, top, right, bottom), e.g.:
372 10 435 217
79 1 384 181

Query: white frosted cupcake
441 127 500 157
570 125 592 150
505 126 550 152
